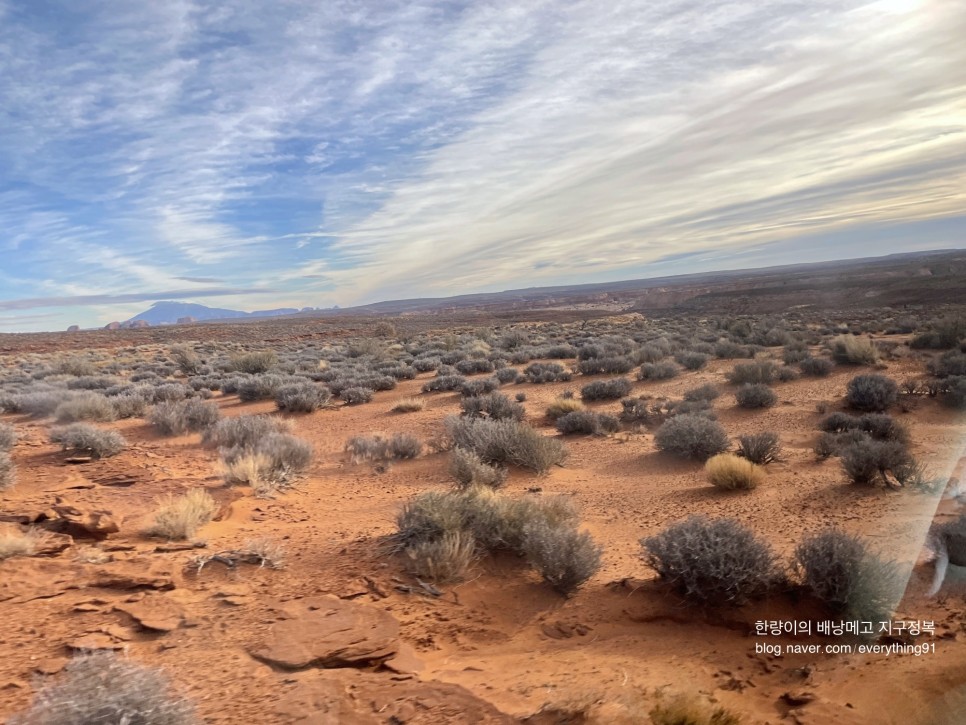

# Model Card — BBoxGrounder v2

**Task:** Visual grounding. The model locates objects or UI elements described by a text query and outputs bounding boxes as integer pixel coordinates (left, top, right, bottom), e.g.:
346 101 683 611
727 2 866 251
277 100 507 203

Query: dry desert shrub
460 391 524 421
149 399 220 436
846 373 898 412
346 432 422 464
705 453 764 490
230 350 277 374
237 374 285 402
794 529 903 623
405 530 477 583
49 423 126 458
170 344 202 375
546 396 585 421
675 351 710 371
0 527 47 560
274 382 332 412
422 374 466 392
390 397 425 413
840 439 911 485
0 452 15 491
54 391 116 423
638 361 679 380
220 433 312 494
830 334 879 365
799 355 834 376
10 651 196 725
649 691 742 725
734 383 777 409
341 386 374 404
554 410 620 436
726 360 778 385
111 394 149 419
444 416 567 473
0 422 16 451
653 414 729 461
522 519 602 596
449 447 507 489
147 489 218 540
683 383 720 402
642 515 781 605
522 362 571 383
202 414 290 449
735 432 781 465
581 378 632 400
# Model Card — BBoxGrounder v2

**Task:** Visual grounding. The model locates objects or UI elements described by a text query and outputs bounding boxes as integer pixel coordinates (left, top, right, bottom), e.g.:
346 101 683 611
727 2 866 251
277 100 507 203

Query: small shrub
230 350 277 374
654 414 729 460
522 521 602 596
450 447 507 489
111 394 149 419
221 433 312 492
170 345 202 375
515 392 527 402
54 392 116 423
455 358 495 375
928 350 966 378
736 432 781 464
618 397 659 426
422 374 466 392
346 433 422 464
683 384 720 402
391 397 425 413
830 335 878 365
820 411 855 433
705 453 764 490
638 361 679 380
555 410 620 436
846 374 898 412
459 378 501 397
734 383 777 409
649 693 742 725
341 386 374 405
405 531 477 583
642 516 781 605
202 415 289 449
840 439 911 485
581 378 632 401
800 356 834 376
149 399 220 436
147 489 218 540
0 527 46 560
577 356 634 375
275 382 332 412
10 651 196 725
460 392 524 421
794 529 903 622
237 374 284 402
495 367 521 384
726 360 777 385
546 397 585 420
943 376 966 410
0 422 15 452
776 365 799 382
0 452 15 491
675 351 710 371
445 417 567 473
522 362 571 383
49 423 126 458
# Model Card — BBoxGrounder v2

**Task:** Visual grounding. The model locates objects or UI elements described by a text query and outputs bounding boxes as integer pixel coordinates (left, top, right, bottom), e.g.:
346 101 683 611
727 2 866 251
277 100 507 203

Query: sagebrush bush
683 384 720 402
147 489 218 540
705 453 764 490
346 432 422 464
799 355 834 376
830 335 878 365
50 423 126 458
450 447 507 489
654 414 729 460
230 350 277 374
341 386 374 404
928 350 966 378
522 520 602 595
422 374 467 392
459 378 501 397
405 531 477 583
554 410 619 436
170 345 202 375
149 399 220 436
577 356 634 375
0 422 15 452
202 414 290 449
726 360 777 385
523 362 572 383
675 351 710 371
794 529 902 623
642 516 781 605
619 397 659 426
581 378 632 401
221 432 312 492
445 416 567 473
649 693 742 725
840 439 911 485
638 361 679 380
10 651 196 725
275 382 332 412
736 432 781 464
460 392 525 421
111 394 149 419
495 367 521 384
455 358 495 375
943 376 966 410
237 374 284 402
0 452 15 491
734 383 777 409
54 392 116 423
846 374 898 412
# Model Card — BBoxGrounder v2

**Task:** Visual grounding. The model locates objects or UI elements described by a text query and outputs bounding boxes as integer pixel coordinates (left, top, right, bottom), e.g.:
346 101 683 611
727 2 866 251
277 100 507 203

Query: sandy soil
1 349 964 724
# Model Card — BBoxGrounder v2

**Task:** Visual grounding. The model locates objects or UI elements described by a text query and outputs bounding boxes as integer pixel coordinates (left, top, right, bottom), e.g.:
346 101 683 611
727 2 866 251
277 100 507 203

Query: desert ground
0 307 964 724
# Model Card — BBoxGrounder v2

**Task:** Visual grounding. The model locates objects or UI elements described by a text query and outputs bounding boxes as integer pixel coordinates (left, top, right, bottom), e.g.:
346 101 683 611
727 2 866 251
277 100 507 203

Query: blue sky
0 0 964 331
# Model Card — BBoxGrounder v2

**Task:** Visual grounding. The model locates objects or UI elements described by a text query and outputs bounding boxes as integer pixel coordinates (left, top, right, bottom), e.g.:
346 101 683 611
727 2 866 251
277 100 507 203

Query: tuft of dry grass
545 397 585 420
0 527 48 560
390 397 425 413
405 530 477 583
830 334 879 365
146 489 218 540
705 453 764 490
649 691 742 725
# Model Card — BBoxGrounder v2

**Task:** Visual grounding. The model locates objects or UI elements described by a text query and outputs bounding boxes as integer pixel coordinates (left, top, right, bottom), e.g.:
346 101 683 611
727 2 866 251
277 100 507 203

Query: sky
0 0 964 332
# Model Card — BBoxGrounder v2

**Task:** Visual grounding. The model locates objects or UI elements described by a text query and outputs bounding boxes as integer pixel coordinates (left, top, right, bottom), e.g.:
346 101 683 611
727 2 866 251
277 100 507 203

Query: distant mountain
126 301 298 325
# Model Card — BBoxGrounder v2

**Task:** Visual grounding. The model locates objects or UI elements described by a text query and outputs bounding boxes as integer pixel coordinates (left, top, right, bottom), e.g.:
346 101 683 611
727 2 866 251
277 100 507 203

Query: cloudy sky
1 0 964 331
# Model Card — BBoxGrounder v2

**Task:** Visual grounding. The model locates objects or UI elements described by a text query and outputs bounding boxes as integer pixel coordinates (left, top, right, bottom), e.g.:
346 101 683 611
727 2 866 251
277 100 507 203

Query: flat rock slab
275 669 516 724
250 595 400 670
115 593 186 632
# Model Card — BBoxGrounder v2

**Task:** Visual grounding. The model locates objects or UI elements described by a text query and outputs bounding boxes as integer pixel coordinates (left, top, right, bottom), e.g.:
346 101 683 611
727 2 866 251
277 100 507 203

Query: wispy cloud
0 288 275 312
0 0 963 330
